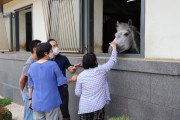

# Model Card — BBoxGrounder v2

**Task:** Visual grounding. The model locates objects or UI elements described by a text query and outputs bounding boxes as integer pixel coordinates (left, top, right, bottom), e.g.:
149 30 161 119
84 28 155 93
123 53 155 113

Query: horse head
108 19 140 54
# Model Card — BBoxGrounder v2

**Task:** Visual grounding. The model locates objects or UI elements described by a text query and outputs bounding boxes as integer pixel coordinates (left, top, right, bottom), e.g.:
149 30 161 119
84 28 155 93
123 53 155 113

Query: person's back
75 42 117 120
77 68 109 113
28 61 66 112
76 48 117 114
28 43 68 120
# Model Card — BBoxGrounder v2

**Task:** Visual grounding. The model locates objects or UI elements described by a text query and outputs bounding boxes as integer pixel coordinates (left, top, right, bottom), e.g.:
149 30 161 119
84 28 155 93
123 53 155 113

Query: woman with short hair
75 42 117 120
28 43 77 120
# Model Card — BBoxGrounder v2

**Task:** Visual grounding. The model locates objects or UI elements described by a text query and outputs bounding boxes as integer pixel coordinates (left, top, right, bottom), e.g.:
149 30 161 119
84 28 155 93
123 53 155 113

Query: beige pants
33 107 60 120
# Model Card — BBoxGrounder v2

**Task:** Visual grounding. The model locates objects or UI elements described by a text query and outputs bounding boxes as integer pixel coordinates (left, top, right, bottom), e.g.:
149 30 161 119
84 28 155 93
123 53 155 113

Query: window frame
86 0 145 58
14 4 33 51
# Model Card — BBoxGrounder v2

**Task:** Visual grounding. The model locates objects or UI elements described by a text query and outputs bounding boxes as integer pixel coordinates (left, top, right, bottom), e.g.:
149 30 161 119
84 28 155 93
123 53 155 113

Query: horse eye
124 33 129 36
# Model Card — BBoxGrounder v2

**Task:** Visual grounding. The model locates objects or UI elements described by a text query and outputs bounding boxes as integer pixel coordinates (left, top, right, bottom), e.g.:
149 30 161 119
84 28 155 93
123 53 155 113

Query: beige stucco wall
145 0 180 59
3 0 47 42
94 0 103 53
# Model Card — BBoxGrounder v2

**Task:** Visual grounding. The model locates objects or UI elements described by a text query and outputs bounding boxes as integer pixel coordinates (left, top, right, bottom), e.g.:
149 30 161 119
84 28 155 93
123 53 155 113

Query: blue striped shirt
75 50 117 114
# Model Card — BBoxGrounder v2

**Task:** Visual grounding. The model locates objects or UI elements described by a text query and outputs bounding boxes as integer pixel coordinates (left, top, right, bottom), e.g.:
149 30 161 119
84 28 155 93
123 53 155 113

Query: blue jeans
22 91 33 120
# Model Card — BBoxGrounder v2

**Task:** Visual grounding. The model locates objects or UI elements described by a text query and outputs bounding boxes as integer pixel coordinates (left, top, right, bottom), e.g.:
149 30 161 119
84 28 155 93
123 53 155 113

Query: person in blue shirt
28 43 77 120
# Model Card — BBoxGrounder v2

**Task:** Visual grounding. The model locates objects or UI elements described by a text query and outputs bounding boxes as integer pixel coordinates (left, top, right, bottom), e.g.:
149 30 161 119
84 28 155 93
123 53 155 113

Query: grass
0 98 11 107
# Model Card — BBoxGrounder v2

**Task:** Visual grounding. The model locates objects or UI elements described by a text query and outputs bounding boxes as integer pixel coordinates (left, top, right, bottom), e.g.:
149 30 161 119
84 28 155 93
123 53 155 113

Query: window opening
14 5 32 51
94 0 141 55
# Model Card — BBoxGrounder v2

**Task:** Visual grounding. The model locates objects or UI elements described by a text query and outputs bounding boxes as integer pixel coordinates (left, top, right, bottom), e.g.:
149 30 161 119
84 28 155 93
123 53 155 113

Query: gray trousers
33 107 60 120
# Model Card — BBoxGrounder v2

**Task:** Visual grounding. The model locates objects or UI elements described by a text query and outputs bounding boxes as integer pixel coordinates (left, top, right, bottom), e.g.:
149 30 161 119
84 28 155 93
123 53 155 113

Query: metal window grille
42 0 81 53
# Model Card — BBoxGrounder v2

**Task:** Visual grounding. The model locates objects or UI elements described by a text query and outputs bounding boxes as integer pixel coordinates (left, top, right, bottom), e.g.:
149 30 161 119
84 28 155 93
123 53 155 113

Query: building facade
0 0 180 120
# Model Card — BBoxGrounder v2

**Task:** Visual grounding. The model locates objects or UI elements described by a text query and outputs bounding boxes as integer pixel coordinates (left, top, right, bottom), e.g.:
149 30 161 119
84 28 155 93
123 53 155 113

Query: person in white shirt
75 42 117 120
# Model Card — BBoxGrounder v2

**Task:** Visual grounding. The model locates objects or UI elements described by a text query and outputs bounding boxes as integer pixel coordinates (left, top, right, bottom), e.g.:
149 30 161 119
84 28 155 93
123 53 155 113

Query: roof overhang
0 0 13 5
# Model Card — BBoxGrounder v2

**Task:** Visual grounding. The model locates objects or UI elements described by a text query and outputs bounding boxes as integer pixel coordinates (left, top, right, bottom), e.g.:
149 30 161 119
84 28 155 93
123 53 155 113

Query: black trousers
58 84 70 120
79 107 105 120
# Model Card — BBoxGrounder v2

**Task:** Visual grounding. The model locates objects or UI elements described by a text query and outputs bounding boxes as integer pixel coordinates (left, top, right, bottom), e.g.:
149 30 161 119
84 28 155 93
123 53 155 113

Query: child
75 42 117 120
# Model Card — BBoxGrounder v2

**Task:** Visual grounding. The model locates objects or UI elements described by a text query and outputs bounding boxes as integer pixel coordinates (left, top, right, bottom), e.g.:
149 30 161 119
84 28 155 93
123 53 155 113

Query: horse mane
129 25 140 53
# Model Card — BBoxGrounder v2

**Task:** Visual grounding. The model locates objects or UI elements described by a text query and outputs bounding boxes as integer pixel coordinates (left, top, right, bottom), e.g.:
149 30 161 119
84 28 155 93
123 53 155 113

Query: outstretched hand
72 63 81 70
109 41 116 50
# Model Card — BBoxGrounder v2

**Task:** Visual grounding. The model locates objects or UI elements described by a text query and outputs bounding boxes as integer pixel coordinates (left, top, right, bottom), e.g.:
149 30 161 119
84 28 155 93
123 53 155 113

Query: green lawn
0 98 11 107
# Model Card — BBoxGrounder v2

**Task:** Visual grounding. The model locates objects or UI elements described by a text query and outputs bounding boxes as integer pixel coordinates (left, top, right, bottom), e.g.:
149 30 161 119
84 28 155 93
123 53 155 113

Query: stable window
93 0 144 57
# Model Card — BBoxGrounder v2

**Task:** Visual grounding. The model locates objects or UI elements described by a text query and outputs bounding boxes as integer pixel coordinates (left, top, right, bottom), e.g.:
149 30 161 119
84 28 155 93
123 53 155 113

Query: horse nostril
124 33 129 36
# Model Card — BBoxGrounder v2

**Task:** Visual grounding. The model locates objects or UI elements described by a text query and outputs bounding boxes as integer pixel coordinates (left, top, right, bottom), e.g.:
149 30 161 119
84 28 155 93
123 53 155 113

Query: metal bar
63 0 69 51
46 0 50 39
68 0 74 51
60 0 67 51
42 0 49 39
10 12 13 51
14 11 19 51
0 4 3 12
52 0 57 39
58 0 64 49
71 0 78 52
50 0 54 39
56 0 61 47
140 0 145 58
56 1 60 41
52 0 56 39
48 0 52 39
87 0 94 53
79 0 83 53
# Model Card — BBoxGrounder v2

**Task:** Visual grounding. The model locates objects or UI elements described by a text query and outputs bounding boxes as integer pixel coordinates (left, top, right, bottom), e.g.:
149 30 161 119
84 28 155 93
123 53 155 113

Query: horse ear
128 19 132 26
116 21 120 25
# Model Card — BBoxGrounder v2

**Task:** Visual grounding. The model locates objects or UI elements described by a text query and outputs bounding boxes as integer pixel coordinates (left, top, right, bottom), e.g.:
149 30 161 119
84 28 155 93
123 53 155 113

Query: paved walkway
5 102 24 120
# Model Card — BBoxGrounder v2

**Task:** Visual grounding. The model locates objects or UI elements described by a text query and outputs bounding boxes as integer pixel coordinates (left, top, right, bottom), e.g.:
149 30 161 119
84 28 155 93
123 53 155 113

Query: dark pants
58 84 70 120
79 107 105 120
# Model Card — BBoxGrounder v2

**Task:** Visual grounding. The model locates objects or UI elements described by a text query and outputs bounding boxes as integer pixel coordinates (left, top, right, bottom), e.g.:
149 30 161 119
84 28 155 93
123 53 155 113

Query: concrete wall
145 0 180 59
0 53 30 104
0 53 180 120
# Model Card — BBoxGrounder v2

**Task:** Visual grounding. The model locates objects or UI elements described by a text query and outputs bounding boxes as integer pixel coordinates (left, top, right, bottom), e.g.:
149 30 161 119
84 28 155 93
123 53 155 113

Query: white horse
109 19 140 54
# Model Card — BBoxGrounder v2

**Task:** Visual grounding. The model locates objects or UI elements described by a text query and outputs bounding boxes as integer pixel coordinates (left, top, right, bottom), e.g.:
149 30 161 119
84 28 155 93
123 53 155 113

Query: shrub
108 116 131 120
0 106 12 120
0 98 11 107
